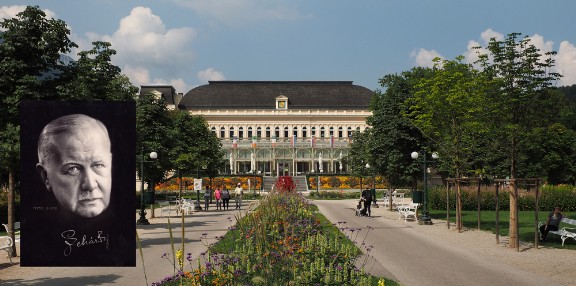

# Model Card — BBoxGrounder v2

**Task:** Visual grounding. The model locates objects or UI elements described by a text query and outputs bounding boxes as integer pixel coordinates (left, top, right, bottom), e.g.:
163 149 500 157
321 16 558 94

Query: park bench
0 235 14 263
398 203 419 222
2 222 20 244
158 201 178 217
538 217 576 246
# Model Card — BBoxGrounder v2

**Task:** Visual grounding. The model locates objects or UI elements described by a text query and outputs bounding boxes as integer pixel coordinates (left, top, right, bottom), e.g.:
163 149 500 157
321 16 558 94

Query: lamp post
411 151 439 225
137 150 158 225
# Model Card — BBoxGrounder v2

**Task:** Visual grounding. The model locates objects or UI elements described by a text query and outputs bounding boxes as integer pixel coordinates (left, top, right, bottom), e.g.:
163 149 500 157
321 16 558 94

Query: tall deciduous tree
407 56 488 179
136 92 173 191
57 41 137 101
368 68 430 210
475 32 562 179
0 6 76 256
475 32 562 249
169 111 224 197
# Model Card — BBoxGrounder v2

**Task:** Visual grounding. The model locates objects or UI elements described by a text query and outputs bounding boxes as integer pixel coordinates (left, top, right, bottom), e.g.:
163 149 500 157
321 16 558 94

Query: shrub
429 184 576 212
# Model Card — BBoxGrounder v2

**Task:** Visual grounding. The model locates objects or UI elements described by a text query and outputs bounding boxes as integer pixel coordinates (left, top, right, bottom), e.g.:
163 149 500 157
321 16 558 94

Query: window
347 127 352 137
329 127 334 136
320 127 325 138
247 127 253 139
238 127 244 139
229 127 235 138
211 127 216 134
311 127 316 136
284 127 289 138
293 127 298 137
276 95 289 110
302 127 308 138
257 127 262 138
266 127 271 138
275 127 280 138
220 127 225 138
338 127 343 138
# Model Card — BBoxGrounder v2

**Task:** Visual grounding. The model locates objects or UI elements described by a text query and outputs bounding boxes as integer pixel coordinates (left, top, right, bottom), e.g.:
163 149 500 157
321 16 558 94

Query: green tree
0 6 77 256
347 129 371 190
368 68 431 198
169 111 224 196
520 123 576 184
406 56 488 179
136 92 174 191
57 41 137 101
475 32 562 179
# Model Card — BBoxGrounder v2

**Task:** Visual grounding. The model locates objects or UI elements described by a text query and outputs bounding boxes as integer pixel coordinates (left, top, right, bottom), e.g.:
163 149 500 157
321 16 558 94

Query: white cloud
0 5 57 31
557 41 576 86
411 48 443 68
198 68 226 83
76 6 198 93
171 0 310 26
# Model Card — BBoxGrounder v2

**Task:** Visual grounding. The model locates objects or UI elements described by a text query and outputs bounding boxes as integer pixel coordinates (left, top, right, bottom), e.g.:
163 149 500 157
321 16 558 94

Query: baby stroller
355 199 368 216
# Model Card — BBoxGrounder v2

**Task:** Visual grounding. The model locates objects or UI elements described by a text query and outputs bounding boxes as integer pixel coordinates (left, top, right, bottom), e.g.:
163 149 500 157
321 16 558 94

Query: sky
1 1 576 94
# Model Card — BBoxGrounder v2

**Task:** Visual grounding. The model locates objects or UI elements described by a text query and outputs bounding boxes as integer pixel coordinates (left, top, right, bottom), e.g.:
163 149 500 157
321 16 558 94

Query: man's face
41 129 112 218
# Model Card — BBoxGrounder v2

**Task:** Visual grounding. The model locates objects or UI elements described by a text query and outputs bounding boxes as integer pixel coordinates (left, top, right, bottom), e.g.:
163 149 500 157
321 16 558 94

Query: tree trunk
508 181 519 250
8 167 17 257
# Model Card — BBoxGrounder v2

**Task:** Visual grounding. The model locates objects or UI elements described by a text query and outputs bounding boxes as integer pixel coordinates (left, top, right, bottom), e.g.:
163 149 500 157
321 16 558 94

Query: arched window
229 127 235 138
329 127 334 136
302 127 308 138
284 127 289 138
347 127 352 137
256 127 262 138
338 127 343 138
311 126 316 136
320 127 326 138
211 127 216 134
293 126 298 137
220 127 225 138
274 127 280 138
247 127 253 139
238 127 244 139
266 127 271 138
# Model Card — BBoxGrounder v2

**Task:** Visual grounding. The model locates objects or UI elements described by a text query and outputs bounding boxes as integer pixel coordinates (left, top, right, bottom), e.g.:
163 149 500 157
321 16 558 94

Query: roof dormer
276 95 288 110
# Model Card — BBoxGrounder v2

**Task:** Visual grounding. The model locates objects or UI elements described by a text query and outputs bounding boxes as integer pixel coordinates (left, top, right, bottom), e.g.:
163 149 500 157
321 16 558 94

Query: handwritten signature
61 230 110 256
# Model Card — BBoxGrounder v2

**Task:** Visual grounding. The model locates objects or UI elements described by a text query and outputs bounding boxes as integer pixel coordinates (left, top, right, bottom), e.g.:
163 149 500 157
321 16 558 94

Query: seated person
539 206 564 242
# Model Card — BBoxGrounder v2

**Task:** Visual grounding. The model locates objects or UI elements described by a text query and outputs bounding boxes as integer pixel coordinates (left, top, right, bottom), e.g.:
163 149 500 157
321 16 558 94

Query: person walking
214 186 222 210
361 188 373 217
234 183 244 210
222 188 231 210
203 186 211 211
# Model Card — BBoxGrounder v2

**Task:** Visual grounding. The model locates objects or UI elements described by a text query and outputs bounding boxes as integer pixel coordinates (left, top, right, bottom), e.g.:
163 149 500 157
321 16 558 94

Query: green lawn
428 210 576 249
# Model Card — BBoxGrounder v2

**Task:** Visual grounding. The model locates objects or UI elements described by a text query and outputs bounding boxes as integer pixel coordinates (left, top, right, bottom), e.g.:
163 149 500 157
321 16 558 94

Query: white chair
0 236 14 263
2 222 20 244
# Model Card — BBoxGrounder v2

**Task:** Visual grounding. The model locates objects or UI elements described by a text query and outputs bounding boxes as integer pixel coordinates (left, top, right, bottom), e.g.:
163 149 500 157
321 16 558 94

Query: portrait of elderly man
20 101 136 267
36 114 113 218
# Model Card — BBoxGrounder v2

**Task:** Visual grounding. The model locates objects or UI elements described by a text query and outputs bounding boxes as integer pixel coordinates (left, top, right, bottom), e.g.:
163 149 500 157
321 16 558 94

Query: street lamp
137 150 158 225
411 151 439 225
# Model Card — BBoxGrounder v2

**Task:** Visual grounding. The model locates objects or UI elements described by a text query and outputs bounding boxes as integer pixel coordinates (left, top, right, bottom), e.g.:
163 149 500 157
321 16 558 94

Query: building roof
139 85 178 105
178 81 373 110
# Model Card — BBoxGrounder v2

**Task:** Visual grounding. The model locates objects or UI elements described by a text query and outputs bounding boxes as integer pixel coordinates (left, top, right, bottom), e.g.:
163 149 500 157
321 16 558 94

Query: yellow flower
378 278 385 286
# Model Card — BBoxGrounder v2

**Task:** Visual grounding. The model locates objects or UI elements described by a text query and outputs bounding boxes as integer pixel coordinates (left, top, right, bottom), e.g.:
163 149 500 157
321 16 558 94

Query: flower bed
153 190 385 285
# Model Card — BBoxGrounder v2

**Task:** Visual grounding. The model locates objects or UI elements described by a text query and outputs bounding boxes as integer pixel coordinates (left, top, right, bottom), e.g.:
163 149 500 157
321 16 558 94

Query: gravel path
314 199 576 286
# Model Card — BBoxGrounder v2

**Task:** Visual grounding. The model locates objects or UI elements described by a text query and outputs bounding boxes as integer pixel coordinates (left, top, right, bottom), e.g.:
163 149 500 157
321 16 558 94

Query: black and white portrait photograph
20 101 136 267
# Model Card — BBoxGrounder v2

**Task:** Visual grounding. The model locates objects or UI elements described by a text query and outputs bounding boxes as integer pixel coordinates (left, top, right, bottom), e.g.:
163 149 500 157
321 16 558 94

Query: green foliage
136 91 173 187
368 69 430 188
429 184 576 212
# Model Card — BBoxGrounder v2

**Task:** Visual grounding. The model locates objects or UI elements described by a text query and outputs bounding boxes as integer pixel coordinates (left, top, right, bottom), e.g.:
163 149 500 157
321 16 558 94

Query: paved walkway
1 198 571 286
314 199 565 286
0 205 244 285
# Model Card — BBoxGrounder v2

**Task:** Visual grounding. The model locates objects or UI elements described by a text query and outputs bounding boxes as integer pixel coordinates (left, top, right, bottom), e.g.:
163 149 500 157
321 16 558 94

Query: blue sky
2 1 575 93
